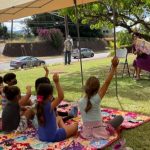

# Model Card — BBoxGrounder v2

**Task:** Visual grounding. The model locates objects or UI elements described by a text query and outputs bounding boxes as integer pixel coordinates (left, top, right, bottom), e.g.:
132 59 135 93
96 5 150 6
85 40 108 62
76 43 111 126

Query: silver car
10 56 45 69
72 48 94 59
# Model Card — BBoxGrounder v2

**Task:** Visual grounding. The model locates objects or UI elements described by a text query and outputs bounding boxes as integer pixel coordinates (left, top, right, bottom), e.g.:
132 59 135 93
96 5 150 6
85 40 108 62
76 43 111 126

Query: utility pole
64 15 69 38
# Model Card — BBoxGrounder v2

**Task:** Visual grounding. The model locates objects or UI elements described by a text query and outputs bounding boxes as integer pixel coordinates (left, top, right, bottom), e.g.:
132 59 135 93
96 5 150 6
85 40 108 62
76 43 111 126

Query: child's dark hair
0 76 3 84
37 83 53 126
3 73 16 84
35 77 51 92
3 86 20 101
84 76 100 113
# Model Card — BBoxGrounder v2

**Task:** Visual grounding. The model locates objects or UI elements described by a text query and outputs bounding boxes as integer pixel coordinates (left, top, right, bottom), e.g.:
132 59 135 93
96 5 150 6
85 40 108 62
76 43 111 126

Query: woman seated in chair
133 51 150 80
132 34 150 80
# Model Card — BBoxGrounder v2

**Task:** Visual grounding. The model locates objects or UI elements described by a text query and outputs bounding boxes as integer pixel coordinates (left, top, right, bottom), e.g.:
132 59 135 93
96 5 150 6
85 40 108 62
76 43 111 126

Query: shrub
37 28 64 50
117 31 132 46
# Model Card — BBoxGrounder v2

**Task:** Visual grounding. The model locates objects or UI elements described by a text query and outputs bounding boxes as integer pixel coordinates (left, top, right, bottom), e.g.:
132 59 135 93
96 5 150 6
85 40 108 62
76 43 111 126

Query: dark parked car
72 48 94 58
10 56 45 69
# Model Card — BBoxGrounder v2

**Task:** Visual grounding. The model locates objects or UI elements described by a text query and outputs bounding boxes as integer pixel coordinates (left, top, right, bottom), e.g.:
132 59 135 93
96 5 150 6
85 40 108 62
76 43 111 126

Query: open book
134 38 150 55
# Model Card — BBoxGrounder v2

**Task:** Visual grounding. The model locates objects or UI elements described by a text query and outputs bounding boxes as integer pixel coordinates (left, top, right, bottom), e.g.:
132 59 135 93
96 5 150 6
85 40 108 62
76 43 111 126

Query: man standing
64 35 73 65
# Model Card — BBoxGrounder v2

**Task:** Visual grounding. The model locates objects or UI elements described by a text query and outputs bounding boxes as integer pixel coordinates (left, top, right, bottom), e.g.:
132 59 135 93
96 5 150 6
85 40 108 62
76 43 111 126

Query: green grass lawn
0 55 150 149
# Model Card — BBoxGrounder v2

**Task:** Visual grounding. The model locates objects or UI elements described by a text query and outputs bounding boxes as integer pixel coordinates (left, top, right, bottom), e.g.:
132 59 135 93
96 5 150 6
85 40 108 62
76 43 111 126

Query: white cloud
3 17 30 31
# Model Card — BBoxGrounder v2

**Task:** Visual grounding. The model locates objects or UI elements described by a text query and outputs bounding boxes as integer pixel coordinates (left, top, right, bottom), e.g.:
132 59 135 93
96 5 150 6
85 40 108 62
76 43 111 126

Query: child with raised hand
78 57 124 140
34 67 78 122
37 73 78 142
2 85 34 133
2 73 32 109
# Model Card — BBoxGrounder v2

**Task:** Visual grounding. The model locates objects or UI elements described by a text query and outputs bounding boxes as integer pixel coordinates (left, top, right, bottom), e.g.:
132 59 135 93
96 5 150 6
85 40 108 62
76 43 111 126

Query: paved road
0 52 109 71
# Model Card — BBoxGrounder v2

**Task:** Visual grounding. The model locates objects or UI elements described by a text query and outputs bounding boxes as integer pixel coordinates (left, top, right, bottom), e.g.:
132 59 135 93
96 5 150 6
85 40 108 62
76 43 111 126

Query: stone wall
3 38 108 57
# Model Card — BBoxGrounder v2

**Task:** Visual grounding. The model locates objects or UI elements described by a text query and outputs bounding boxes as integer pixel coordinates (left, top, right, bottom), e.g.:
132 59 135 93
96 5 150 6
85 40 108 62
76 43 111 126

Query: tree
0 23 9 39
25 13 103 38
62 0 150 40
117 31 132 46
25 13 64 36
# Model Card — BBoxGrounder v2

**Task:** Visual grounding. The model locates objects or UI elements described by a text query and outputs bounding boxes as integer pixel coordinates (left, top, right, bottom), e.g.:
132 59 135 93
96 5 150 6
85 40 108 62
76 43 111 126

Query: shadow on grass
61 65 150 102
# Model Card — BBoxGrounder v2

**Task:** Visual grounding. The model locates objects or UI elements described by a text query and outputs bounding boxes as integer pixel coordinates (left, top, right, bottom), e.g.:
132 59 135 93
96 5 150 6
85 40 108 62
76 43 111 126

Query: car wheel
21 64 27 69
40 62 45 66
91 53 94 57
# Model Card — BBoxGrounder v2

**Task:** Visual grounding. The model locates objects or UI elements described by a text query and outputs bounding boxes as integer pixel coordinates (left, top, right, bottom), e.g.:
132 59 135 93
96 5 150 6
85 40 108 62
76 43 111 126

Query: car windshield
15 56 29 61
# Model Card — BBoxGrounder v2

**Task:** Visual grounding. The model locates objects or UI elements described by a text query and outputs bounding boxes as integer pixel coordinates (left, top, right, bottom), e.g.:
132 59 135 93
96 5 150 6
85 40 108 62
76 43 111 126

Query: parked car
72 48 94 58
10 56 45 69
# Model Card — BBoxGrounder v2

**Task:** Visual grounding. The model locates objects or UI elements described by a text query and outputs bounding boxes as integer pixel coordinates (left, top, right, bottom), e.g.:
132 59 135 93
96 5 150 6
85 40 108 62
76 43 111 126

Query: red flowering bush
37 28 64 50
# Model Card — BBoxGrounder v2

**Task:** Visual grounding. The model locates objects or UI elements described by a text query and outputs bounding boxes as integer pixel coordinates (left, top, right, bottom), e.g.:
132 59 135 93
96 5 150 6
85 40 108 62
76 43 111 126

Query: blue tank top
38 101 57 142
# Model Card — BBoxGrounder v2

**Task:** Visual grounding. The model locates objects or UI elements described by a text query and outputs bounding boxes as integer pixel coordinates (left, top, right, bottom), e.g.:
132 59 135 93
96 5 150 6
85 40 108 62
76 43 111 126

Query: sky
3 17 29 32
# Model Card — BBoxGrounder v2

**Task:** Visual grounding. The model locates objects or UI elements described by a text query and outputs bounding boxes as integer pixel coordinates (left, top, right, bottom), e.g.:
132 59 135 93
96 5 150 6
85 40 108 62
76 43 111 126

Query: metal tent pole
113 0 118 98
73 0 84 87
10 20 13 41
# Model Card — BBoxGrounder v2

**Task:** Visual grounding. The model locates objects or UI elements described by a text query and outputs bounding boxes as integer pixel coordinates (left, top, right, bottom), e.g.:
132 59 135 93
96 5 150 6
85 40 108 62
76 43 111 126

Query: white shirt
78 94 102 123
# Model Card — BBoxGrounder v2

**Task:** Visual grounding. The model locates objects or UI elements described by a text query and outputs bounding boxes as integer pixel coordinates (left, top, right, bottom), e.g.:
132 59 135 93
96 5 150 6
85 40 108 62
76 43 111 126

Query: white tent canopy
0 0 97 22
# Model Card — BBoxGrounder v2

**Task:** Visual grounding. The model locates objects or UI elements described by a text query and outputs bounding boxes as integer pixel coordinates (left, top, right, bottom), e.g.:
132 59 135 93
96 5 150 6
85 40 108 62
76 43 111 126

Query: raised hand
26 85 32 95
111 57 119 68
43 66 49 77
53 73 59 83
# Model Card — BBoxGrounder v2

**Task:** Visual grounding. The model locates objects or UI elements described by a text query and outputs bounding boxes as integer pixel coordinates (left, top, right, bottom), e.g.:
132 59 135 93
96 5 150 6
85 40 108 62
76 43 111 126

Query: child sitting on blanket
2 73 32 110
35 66 78 119
35 77 77 122
36 73 78 142
78 57 124 140
2 86 34 133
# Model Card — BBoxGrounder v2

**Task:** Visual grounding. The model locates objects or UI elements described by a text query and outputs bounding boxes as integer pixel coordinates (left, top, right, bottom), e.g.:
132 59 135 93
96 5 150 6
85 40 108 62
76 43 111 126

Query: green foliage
0 24 9 39
50 29 64 50
62 0 150 40
117 31 132 46
26 12 103 38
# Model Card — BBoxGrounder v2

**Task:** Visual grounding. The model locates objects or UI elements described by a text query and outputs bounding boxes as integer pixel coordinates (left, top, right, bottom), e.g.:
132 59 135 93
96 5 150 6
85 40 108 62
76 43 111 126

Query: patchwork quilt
0 101 150 150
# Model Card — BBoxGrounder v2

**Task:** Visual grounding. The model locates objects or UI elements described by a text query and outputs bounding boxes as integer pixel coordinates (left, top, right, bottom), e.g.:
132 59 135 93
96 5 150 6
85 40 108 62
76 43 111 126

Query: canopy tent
0 0 119 98
0 0 97 22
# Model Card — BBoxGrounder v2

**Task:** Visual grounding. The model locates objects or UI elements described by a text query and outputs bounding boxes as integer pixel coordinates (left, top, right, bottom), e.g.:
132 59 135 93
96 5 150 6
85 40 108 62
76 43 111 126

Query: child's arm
43 66 49 78
51 74 64 109
98 57 119 99
19 86 32 106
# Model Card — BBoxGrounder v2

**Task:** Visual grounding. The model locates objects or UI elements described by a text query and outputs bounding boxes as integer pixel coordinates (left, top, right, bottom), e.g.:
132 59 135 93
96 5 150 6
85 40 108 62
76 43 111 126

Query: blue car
10 56 45 69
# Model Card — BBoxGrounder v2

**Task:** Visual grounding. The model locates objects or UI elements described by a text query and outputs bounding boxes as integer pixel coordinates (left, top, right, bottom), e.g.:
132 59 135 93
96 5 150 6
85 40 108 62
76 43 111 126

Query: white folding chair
116 48 130 77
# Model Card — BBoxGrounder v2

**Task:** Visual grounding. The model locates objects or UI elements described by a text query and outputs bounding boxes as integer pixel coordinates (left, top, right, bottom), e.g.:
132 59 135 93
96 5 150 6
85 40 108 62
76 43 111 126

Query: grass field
0 54 150 149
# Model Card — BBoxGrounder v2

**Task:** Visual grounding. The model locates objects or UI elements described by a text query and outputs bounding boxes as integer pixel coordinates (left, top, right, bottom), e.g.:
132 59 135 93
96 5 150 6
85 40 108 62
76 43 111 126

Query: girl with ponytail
78 57 124 140
37 73 78 142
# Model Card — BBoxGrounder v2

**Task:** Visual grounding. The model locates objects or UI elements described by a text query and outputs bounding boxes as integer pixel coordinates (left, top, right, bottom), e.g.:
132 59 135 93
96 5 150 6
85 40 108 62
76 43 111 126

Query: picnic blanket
57 101 150 129
0 101 150 150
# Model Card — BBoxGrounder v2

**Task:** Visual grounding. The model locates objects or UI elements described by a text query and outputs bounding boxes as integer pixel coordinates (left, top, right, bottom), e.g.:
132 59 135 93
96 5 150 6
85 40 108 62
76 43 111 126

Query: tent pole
113 0 118 98
10 20 13 41
73 0 84 87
